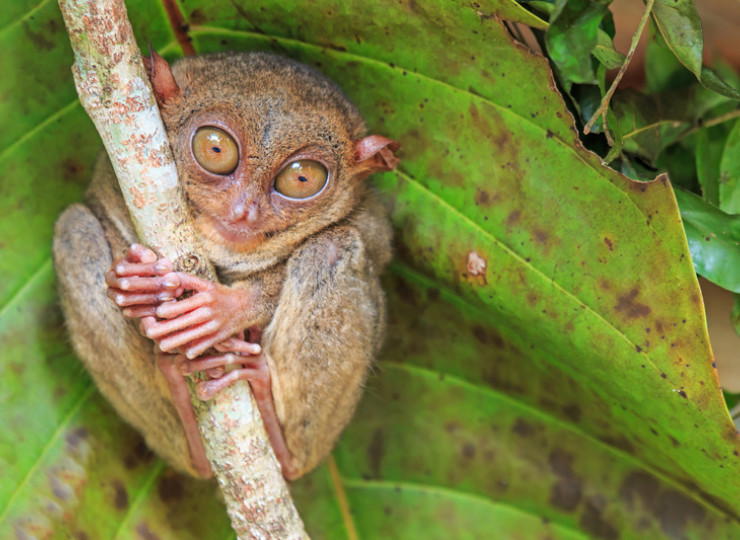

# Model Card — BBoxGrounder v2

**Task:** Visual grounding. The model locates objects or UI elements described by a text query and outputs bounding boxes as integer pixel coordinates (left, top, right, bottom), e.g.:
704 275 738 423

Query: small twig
584 0 655 137
675 108 740 142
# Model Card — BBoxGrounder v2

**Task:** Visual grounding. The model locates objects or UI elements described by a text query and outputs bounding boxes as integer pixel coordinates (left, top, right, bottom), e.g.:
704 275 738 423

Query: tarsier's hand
140 273 256 360
105 243 183 318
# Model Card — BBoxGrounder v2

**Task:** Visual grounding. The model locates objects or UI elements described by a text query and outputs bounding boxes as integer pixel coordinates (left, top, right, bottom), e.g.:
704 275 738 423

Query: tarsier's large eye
274 160 328 199
192 127 239 175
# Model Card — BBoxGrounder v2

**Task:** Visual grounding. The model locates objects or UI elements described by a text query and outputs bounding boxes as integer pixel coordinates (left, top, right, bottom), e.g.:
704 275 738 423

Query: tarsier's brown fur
53 52 395 479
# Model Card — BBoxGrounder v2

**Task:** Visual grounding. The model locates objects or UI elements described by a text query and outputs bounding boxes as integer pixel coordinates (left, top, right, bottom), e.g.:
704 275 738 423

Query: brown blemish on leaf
603 237 614 251
614 288 651 319
135 523 161 540
620 471 660 510
600 435 634 454
474 188 492 206
471 324 505 348
512 418 534 437
507 210 521 227
65 427 88 449
533 228 548 245
563 404 581 422
655 490 706 538
549 449 582 511
580 495 618 540
157 473 183 502
461 443 476 459
368 427 385 478
123 437 154 469
112 480 128 510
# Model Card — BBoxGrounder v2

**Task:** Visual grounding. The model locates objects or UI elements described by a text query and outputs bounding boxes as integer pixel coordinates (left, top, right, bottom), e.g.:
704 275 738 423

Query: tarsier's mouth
211 218 276 246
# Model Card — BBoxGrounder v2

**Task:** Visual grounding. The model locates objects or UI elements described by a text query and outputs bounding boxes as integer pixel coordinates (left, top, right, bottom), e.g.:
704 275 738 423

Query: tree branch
57 1 307 537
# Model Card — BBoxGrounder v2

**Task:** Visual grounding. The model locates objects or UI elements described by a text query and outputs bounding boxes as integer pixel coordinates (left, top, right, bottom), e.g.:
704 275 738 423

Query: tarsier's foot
183 336 298 479
180 337 265 400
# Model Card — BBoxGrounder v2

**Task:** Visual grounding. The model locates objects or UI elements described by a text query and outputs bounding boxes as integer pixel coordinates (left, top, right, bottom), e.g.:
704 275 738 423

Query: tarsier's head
146 51 399 269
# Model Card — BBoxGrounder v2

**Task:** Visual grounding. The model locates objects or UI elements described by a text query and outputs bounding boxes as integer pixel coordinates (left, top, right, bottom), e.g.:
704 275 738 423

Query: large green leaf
2 1 739 539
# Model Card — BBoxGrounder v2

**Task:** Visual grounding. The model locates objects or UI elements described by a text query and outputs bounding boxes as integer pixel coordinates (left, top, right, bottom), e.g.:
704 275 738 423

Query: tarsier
53 51 399 480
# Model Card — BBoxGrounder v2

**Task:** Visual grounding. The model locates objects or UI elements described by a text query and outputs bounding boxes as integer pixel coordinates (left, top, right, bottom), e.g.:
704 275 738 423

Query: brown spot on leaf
157 473 183 503
474 188 491 206
112 480 128 510
580 495 618 540
124 437 154 469
620 471 660 509
512 418 534 437
549 449 582 511
655 490 706 538
563 404 581 422
135 523 160 540
471 325 504 348
603 237 614 251
461 443 476 459
66 427 88 449
368 427 385 478
507 210 521 227
533 228 549 245
615 288 651 319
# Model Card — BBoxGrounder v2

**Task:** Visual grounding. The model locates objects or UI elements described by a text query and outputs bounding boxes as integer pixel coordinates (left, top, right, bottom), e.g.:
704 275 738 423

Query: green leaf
719 118 740 214
674 188 740 292
651 0 703 78
545 0 611 85
652 0 740 100
3 1 740 538
592 28 625 70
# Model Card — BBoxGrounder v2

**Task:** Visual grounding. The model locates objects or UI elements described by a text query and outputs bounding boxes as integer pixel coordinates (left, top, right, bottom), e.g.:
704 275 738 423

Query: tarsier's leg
53 204 204 477
262 226 386 479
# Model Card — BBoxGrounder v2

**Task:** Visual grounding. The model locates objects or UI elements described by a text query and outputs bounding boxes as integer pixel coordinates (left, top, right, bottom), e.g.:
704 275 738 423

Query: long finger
107 289 169 307
215 337 261 355
145 307 215 339
177 272 216 292
126 243 158 263
106 273 180 292
113 260 172 277
121 305 158 318
180 352 249 375
156 292 212 319
157 320 221 353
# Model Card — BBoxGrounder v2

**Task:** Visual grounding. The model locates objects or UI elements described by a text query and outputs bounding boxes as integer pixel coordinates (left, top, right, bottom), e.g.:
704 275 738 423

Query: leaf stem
676 108 740 142
584 0 655 137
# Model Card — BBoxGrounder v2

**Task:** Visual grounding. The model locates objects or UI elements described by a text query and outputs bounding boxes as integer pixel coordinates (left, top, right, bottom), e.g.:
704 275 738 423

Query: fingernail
162 279 178 288
251 344 262 354
119 279 129 290
158 293 173 301
115 264 125 274
115 294 125 305
155 263 168 273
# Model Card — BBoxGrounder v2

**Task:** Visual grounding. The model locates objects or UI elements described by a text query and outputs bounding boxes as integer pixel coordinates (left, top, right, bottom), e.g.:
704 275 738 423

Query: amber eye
274 160 328 199
192 127 239 175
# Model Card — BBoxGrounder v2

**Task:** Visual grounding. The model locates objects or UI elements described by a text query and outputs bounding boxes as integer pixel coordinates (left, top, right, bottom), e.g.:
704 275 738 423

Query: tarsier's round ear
354 135 401 179
142 45 181 107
